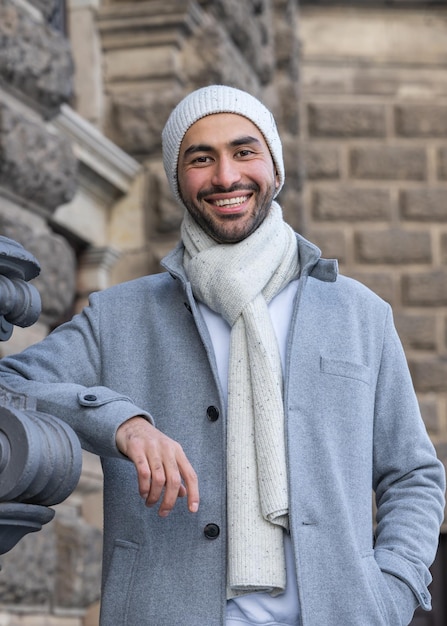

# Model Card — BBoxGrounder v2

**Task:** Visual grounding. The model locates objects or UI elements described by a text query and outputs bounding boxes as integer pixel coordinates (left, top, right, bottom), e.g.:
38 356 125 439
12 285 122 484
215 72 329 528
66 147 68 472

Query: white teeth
213 196 248 207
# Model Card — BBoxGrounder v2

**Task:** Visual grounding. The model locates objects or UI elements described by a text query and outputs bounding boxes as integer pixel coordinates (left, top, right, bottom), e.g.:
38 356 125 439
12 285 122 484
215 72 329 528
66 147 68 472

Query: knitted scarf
181 202 300 598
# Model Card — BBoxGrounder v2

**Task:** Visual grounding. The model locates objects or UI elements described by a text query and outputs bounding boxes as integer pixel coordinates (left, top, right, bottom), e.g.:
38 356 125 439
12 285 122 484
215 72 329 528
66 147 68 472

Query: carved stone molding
0 100 78 215
77 245 121 300
0 0 74 115
53 104 141 195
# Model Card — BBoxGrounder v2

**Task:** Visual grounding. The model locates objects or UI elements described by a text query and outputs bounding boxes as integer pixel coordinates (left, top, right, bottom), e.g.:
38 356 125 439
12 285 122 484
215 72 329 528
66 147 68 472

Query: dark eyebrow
183 143 213 157
182 135 262 158
230 135 262 148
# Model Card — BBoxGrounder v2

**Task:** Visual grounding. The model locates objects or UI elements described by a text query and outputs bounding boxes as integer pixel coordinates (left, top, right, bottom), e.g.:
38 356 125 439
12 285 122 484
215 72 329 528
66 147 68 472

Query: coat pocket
320 356 371 385
100 539 140 625
361 552 403 626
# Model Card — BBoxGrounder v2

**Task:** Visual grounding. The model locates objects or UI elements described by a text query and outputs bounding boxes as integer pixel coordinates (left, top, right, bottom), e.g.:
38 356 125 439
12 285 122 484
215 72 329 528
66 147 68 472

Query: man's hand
116 416 199 517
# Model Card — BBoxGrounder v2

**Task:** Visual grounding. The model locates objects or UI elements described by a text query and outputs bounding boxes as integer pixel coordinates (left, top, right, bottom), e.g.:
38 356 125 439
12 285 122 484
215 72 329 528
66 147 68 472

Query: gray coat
0 234 444 626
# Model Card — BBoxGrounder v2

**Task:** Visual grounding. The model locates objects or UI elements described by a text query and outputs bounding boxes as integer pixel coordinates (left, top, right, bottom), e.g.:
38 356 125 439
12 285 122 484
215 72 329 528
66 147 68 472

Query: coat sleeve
372 306 445 616
0 291 153 458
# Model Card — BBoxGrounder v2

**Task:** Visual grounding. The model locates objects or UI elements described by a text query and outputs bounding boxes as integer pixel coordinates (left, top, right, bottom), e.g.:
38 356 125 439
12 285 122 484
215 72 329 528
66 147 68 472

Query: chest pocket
320 356 371 385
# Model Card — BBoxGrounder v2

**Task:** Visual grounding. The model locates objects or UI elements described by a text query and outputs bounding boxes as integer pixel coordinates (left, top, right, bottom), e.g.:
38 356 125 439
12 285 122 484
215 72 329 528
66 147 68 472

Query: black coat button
204 523 220 539
83 394 97 402
206 406 219 422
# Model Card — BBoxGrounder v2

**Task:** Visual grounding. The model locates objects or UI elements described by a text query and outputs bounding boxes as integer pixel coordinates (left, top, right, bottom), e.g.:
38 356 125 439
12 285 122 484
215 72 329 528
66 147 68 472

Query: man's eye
237 149 254 157
192 155 211 164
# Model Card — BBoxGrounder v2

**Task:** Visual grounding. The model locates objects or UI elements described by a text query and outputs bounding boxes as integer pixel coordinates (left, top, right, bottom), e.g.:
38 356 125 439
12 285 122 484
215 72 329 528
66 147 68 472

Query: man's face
177 113 280 244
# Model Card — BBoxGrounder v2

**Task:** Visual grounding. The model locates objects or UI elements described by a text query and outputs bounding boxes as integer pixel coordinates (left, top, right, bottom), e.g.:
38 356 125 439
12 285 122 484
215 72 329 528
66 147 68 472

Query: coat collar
161 232 338 285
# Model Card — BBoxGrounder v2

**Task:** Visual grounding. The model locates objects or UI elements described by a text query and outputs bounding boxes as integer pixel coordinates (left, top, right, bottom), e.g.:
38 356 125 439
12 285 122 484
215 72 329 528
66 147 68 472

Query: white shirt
199 279 300 626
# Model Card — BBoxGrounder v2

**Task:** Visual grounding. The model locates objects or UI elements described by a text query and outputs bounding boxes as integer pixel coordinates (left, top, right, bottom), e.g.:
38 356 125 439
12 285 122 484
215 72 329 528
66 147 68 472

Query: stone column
0 0 79 354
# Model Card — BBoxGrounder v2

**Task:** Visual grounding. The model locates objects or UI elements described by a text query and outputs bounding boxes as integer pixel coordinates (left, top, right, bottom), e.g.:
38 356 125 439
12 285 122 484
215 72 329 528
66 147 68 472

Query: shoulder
312 271 387 302
336 273 387 301
306 272 392 327
84 272 184 322
91 272 176 303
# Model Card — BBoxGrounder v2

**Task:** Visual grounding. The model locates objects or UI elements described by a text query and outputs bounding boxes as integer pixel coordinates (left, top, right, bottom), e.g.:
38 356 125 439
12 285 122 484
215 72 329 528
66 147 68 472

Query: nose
211 155 241 188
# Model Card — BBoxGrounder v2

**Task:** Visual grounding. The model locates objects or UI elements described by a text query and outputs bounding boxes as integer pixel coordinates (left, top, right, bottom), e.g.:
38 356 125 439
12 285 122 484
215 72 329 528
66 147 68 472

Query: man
0 85 444 626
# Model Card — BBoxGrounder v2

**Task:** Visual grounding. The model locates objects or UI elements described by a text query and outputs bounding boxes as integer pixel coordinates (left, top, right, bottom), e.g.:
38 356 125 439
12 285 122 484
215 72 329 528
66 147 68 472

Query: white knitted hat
162 85 285 205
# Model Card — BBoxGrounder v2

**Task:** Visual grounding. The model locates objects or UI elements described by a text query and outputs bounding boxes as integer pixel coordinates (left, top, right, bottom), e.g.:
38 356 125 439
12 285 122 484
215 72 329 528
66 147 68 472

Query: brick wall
299 3 447 500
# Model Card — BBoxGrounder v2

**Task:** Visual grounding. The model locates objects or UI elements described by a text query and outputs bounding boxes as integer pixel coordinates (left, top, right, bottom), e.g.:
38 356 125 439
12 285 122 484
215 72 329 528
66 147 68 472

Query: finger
158 459 183 517
145 456 167 508
157 443 199 516
177 453 200 513
126 444 152 500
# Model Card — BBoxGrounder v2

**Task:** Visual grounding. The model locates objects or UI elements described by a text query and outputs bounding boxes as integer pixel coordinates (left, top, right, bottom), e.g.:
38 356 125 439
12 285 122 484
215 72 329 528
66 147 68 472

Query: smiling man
177 113 279 243
0 85 444 626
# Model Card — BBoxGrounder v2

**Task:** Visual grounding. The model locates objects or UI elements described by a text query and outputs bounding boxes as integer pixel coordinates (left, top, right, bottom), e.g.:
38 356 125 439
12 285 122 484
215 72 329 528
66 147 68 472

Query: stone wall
0 0 105 621
298 3 447 513
0 0 78 342
0 0 140 622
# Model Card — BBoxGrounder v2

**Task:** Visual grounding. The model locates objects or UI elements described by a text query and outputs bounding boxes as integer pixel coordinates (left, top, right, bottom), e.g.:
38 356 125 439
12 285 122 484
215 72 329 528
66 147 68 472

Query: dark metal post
0 237 82 555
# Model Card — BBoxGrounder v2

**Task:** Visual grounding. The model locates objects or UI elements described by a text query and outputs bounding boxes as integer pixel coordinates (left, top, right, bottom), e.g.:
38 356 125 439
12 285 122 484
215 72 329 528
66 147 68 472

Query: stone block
279 187 303 234
0 0 73 112
418 395 441 435
181 18 259 95
439 147 447 180
0 102 78 212
29 0 60 21
0 519 56 606
308 228 346 263
434 442 447 485
403 270 447 306
355 228 431 264
394 312 437 351
54 517 102 608
274 79 300 136
0 616 82 626
0 515 101 611
302 63 447 100
27 232 76 326
148 161 183 234
312 187 391 221
0 320 48 356
308 103 386 138
350 146 427 181
345 271 395 305
304 145 340 180
68 4 103 126
206 0 275 83
395 105 447 138
108 88 183 155
274 0 299 76
104 46 178 84
0 214 76 326
108 244 155 289
299 6 447 66
409 358 447 393
440 234 447 265
280 134 302 191
401 188 447 221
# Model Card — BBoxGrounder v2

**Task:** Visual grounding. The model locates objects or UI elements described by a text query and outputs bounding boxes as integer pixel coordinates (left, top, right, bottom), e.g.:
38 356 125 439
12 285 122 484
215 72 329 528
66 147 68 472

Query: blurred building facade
0 0 446 624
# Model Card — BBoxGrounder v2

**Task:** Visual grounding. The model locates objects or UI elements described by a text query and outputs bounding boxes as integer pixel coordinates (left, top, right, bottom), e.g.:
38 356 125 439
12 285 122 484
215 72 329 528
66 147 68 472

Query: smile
211 195 250 208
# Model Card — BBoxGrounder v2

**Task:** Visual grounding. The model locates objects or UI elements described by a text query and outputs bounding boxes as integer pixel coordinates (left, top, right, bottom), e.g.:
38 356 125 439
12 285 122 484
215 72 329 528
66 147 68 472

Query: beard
181 182 276 244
